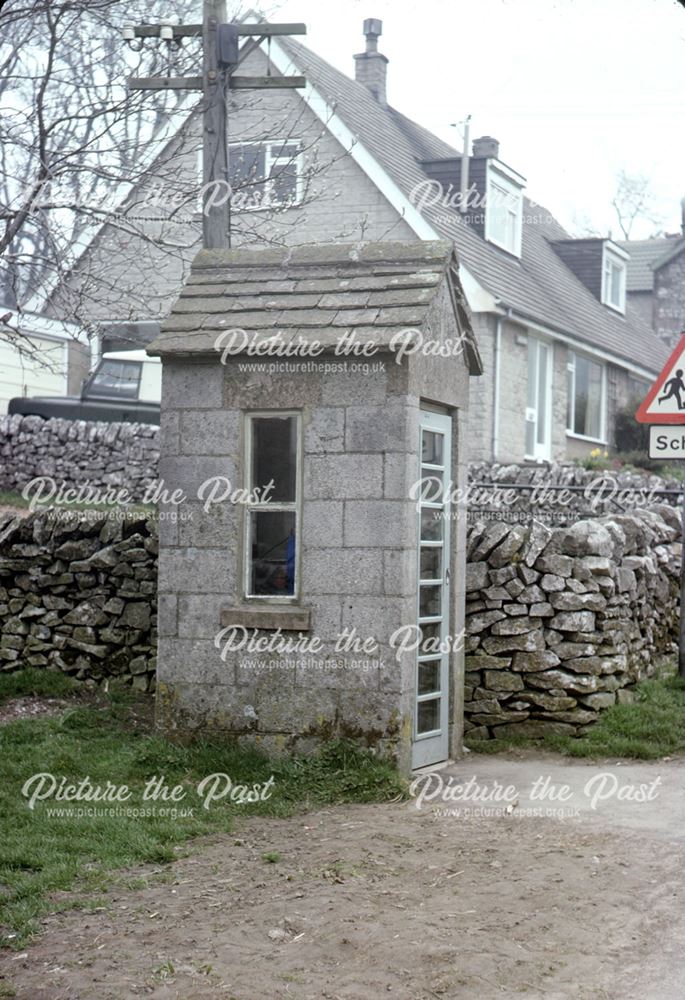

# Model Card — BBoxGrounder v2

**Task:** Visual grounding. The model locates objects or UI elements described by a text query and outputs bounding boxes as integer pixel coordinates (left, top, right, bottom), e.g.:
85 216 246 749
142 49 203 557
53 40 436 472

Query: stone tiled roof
279 37 669 375
148 240 482 374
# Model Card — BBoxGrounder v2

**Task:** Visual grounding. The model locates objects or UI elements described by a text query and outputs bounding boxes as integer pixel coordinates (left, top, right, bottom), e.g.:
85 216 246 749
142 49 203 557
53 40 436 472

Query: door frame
412 408 452 770
525 334 552 461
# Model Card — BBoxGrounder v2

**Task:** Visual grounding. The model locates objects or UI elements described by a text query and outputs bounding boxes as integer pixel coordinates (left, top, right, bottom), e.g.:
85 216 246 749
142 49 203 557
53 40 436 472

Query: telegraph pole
203 0 228 248
124 5 306 248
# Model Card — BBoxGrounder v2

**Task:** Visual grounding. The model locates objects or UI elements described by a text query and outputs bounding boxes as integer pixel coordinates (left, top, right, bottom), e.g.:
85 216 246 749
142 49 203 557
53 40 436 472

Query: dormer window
419 137 525 253
551 238 629 313
485 164 523 257
602 246 626 313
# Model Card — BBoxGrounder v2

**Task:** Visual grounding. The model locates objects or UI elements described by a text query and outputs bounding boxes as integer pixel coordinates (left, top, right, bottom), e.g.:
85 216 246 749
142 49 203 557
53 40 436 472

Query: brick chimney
472 136 500 159
354 19 388 106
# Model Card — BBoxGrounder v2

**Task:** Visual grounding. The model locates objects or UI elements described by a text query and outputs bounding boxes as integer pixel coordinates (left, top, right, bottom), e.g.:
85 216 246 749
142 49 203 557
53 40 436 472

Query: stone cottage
148 240 482 773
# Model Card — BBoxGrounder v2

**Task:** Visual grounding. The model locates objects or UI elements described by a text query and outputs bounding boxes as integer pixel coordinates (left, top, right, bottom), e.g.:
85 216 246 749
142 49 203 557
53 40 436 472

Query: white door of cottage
412 410 452 769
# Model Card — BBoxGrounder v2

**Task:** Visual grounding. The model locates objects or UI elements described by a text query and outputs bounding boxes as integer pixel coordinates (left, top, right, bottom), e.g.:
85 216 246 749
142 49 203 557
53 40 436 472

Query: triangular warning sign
636 331 685 424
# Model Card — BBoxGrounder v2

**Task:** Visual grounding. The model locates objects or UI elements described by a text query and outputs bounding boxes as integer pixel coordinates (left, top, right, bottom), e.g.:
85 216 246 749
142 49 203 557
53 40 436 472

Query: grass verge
0 670 404 948
0 668 83 703
466 672 685 760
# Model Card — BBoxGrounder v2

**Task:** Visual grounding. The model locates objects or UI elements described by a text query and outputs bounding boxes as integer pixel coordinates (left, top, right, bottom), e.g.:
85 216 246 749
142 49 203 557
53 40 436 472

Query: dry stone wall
0 509 157 689
468 461 681 524
0 414 159 500
0 500 680 742
464 508 681 739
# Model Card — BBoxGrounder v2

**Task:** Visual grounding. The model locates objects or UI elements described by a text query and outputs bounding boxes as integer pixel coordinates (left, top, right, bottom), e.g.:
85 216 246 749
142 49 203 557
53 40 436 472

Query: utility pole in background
123 3 306 248
203 0 228 249
449 114 471 213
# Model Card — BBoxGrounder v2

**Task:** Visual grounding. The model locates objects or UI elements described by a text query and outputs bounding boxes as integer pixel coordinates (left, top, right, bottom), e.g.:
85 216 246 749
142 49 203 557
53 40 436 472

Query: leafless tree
0 0 372 365
569 170 667 241
611 169 665 240
0 0 208 360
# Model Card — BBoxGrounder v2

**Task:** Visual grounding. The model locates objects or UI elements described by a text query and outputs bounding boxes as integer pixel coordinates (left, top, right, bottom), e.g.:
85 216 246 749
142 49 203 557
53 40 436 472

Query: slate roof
148 240 482 374
616 236 684 291
279 37 669 375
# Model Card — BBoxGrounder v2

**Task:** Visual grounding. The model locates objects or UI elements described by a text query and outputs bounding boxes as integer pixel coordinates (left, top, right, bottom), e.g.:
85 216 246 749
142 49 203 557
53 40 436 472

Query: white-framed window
244 411 301 600
485 166 523 256
567 352 606 441
602 247 626 313
228 140 302 210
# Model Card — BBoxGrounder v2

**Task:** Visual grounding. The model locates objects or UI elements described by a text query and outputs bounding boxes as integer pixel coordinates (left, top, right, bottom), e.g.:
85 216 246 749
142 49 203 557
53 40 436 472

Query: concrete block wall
155 356 422 770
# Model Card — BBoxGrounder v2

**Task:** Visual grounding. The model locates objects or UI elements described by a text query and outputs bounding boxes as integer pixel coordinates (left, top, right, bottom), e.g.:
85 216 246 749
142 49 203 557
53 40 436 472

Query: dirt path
1 766 683 1000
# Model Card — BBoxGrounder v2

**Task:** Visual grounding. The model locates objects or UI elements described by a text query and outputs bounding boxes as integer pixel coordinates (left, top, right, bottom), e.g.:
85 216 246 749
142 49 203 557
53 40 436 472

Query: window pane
271 142 299 159
604 258 624 309
420 546 442 579
420 468 444 502
270 163 298 204
419 585 441 618
422 430 444 465
269 144 299 204
420 508 442 542
417 698 440 734
249 510 296 595
251 415 297 501
610 263 622 306
573 356 603 438
585 361 603 438
418 660 440 695
488 180 519 250
574 356 589 434
229 145 266 207
90 361 140 399
418 621 441 643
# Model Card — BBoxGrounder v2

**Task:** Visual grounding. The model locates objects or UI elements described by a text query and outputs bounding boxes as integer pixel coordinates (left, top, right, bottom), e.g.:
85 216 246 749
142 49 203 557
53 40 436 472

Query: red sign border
636 331 685 424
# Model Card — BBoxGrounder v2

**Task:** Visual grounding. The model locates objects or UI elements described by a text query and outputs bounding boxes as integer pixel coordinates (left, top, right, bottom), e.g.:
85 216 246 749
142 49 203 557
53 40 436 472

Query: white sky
264 0 685 239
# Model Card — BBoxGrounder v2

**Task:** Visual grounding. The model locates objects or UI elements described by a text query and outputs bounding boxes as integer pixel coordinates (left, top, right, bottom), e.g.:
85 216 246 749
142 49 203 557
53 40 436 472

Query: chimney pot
363 17 383 48
354 18 388 106
472 135 500 159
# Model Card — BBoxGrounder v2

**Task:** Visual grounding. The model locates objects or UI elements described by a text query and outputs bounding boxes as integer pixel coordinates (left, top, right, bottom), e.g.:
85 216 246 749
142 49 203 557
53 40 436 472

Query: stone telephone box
148 240 481 773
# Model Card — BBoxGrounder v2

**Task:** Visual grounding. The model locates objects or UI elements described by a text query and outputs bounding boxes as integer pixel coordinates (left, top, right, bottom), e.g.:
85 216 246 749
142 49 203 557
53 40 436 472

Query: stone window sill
220 606 311 631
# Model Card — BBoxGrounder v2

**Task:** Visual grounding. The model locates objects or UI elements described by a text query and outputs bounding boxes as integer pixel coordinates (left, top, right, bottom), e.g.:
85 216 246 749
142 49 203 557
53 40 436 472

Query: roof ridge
276 33 668 373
